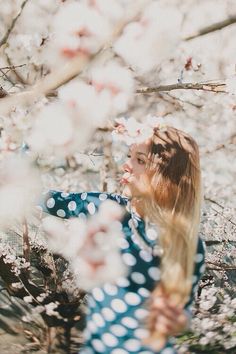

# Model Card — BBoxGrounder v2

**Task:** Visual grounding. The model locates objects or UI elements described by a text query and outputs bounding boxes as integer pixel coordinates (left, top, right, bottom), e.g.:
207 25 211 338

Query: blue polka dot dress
41 191 205 354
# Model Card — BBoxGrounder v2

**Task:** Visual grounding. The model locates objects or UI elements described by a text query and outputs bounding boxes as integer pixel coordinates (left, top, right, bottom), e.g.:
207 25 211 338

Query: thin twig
165 92 203 109
185 15 236 41
203 133 236 154
204 197 236 227
0 0 30 48
0 86 8 98
22 217 30 263
206 261 236 271
136 80 226 94
0 68 15 86
0 64 26 70
5 54 28 85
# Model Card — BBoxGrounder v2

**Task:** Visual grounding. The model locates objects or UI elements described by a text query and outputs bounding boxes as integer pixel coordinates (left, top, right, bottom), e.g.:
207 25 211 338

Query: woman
41 124 205 354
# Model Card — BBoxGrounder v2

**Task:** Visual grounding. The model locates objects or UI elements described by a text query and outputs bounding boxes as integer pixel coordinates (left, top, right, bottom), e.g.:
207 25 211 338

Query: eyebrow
136 152 147 157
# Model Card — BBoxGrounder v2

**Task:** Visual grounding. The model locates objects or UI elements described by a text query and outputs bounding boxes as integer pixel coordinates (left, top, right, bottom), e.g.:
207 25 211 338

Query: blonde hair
144 126 202 305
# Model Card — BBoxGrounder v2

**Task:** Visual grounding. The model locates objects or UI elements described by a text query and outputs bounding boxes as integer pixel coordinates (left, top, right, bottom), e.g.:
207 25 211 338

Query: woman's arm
39 190 127 219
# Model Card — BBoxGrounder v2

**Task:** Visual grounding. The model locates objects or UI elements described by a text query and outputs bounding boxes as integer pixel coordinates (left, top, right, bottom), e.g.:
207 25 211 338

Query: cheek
132 173 152 196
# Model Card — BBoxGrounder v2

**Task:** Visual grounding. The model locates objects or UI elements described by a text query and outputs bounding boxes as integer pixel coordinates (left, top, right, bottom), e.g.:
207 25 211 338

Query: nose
122 159 132 173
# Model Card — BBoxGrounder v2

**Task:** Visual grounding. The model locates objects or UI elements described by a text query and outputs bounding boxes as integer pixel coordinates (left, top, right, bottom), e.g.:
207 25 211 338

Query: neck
131 198 146 219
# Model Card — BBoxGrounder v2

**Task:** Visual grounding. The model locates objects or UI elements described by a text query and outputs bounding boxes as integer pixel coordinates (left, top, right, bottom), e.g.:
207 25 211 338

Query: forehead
130 141 150 154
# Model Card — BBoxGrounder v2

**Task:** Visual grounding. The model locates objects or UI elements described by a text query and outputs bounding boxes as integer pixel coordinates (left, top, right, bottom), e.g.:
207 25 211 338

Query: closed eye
137 158 145 165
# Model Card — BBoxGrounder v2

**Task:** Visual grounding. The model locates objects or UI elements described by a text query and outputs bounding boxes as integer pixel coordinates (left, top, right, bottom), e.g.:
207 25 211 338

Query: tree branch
0 0 30 48
185 15 236 41
0 86 8 98
22 218 30 264
0 0 151 115
204 197 236 227
203 133 236 154
206 261 236 271
136 80 226 94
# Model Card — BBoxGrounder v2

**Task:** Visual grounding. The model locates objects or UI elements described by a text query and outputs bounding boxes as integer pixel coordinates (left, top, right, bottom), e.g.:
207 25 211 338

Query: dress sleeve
184 237 206 316
39 190 128 219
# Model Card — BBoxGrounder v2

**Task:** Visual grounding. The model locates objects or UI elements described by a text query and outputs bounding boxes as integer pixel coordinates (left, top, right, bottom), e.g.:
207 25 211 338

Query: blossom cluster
42 200 127 290
112 115 167 145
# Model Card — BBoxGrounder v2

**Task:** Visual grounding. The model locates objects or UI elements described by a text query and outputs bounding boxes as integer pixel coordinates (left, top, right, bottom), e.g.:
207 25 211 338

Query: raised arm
40 190 127 219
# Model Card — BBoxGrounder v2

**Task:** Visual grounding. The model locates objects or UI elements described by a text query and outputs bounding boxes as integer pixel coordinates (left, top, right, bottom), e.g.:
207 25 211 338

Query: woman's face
121 141 151 198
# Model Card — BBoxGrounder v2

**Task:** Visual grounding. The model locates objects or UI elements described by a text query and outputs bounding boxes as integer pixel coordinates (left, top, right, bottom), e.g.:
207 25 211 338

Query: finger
152 298 183 318
155 321 172 335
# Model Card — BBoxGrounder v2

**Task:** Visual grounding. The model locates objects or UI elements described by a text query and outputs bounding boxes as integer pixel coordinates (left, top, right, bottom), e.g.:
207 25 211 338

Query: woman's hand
143 287 190 351
149 295 189 336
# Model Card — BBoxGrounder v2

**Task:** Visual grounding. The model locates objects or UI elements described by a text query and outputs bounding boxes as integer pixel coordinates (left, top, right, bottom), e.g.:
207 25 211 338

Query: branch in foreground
0 86 8 98
136 81 226 94
0 0 29 48
185 15 236 41
0 0 151 115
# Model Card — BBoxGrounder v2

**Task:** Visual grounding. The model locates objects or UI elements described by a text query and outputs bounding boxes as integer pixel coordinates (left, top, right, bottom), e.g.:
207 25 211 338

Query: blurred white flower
225 77 236 95
23 295 34 303
89 61 135 113
42 216 87 259
42 200 127 291
114 3 181 73
58 80 110 127
112 115 167 145
0 155 42 227
50 1 112 61
85 0 125 22
27 100 93 156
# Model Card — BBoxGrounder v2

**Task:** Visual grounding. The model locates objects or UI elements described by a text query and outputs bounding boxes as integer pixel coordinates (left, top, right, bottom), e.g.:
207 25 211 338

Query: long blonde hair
143 125 202 303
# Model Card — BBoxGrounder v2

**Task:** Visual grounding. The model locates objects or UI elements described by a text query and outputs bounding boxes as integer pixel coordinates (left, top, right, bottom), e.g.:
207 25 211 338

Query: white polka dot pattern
102 333 118 347
68 200 77 211
130 272 145 284
121 317 138 329
91 339 105 352
134 328 149 339
81 192 87 200
43 191 193 354
124 339 141 352
99 193 108 201
148 267 161 281
138 287 150 298
88 202 96 215
118 238 130 250
61 192 69 198
122 253 136 266
116 277 130 287
139 250 153 262
124 292 141 306
111 299 127 313
110 324 127 336
101 307 116 321
92 288 104 302
56 209 66 217
161 348 176 354
103 283 118 296
146 228 158 240
111 350 128 354
92 313 105 327
134 308 148 320
46 198 55 208
195 253 204 263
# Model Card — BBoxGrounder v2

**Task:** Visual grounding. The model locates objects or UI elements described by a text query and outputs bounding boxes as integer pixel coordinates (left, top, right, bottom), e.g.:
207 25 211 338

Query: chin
121 184 133 198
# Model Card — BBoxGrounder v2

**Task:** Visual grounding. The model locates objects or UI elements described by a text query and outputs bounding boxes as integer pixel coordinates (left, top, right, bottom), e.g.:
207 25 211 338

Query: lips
120 173 132 184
